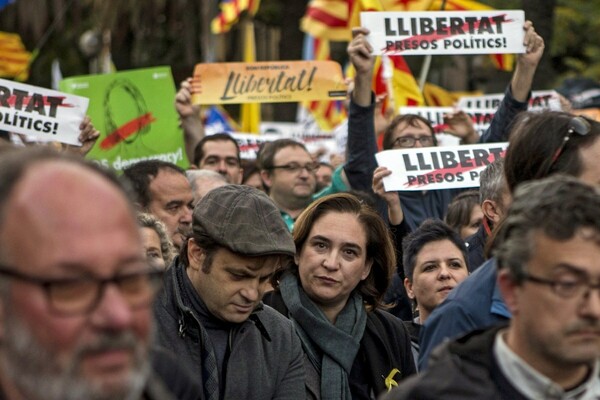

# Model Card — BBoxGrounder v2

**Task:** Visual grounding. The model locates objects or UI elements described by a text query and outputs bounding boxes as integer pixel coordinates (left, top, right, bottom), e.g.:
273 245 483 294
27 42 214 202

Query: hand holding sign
372 166 404 225
443 110 478 144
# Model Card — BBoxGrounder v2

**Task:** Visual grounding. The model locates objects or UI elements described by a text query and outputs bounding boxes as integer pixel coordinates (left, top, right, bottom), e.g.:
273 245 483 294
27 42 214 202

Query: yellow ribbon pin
384 368 401 392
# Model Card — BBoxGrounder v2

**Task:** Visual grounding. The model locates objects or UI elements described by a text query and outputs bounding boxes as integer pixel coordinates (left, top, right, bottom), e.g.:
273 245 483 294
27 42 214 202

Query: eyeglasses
549 116 592 167
0 265 164 316
392 135 435 148
523 271 600 300
269 162 320 173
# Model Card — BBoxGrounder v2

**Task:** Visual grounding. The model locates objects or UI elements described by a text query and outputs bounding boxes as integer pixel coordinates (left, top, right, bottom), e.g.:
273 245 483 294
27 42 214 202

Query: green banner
60 66 188 171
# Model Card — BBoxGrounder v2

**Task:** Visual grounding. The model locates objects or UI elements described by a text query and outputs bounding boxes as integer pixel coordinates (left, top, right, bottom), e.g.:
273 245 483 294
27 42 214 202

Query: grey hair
479 158 506 205
186 169 227 193
137 212 176 267
493 175 600 282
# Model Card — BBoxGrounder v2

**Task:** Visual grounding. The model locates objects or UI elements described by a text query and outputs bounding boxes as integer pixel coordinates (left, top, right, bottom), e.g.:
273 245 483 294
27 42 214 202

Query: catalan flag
302 35 347 131
301 0 383 42
429 0 515 71
388 55 424 108
211 0 261 34
0 31 32 81
381 0 432 10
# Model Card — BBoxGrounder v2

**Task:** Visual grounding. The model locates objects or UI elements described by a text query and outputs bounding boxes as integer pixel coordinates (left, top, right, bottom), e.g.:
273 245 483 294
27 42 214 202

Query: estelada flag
380 0 432 10
0 32 32 81
301 0 383 42
211 0 261 34
429 0 515 71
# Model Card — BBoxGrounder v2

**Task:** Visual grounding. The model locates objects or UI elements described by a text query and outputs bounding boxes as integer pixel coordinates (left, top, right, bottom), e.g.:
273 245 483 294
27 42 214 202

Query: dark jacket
263 290 416 399
153 259 305 400
381 325 528 400
418 258 511 370
344 84 528 230
466 223 488 271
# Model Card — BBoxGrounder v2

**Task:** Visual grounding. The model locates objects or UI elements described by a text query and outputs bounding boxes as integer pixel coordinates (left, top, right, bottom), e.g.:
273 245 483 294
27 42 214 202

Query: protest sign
457 90 562 110
399 106 496 138
60 66 188 171
0 78 89 145
376 142 508 191
191 60 347 104
229 132 280 159
361 10 525 56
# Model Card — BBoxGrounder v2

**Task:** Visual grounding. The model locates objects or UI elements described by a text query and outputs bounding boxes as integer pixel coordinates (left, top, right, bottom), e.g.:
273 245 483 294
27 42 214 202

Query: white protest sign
458 90 562 110
228 132 280 160
376 142 508 191
0 78 89 146
400 106 496 138
361 10 525 56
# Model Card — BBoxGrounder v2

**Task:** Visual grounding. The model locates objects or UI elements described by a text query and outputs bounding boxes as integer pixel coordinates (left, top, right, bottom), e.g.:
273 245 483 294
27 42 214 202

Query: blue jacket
418 258 511 370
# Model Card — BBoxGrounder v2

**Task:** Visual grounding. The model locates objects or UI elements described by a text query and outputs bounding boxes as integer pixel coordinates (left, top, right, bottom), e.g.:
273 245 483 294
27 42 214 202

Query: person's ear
187 239 205 272
260 170 273 189
482 199 502 225
498 268 520 315
404 278 415 300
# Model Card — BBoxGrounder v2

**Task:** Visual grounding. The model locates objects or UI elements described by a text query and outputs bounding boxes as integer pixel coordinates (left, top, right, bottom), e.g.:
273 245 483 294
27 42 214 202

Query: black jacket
263 290 416 399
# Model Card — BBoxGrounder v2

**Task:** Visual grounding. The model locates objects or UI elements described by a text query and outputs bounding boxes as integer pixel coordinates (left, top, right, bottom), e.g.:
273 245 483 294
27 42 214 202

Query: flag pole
417 0 447 91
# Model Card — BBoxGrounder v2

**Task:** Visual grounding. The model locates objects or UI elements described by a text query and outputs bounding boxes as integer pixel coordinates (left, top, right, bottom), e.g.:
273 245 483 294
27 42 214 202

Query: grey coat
153 259 305 400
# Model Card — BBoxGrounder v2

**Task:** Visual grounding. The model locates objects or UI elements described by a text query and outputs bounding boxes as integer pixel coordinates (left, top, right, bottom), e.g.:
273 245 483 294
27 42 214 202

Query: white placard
457 90 562 111
376 142 508 191
361 10 525 56
0 78 89 146
400 106 496 138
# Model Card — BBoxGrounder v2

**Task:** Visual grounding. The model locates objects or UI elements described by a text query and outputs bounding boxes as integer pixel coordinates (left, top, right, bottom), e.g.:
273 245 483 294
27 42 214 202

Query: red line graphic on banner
100 112 156 150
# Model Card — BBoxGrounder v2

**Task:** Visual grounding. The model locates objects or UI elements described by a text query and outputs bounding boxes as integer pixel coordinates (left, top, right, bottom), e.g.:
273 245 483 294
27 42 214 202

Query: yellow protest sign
191 60 347 104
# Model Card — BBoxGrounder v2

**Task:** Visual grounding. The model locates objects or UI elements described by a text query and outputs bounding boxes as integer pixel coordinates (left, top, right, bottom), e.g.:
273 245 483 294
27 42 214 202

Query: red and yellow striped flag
428 0 515 71
0 32 32 81
301 0 383 42
211 0 261 34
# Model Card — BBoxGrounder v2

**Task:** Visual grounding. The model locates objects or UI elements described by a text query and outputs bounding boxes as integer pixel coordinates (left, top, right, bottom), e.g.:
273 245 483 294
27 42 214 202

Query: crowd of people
0 18 599 400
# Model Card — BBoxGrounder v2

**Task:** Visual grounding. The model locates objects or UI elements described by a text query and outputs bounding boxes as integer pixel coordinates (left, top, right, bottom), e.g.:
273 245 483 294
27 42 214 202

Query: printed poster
60 66 188 171
0 78 89 145
376 142 508 191
191 60 347 104
361 10 525 56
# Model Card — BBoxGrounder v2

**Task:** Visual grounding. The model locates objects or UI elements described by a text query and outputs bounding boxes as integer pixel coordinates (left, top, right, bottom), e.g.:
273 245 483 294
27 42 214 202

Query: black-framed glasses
269 162 320 173
549 116 592 167
392 135 435 148
523 271 600 300
0 265 164 316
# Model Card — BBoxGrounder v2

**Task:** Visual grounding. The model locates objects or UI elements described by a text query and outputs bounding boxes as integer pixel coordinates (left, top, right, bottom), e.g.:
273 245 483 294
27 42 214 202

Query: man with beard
122 160 194 251
0 148 172 400
384 175 600 399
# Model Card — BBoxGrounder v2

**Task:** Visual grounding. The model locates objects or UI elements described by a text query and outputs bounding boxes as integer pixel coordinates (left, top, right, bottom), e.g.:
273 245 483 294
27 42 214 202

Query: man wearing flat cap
154 185 305 400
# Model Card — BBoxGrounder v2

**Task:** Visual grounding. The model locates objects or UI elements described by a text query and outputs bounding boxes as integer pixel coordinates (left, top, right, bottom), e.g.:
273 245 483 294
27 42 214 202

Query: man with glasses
352 21 544 230
258 138 348 231
418 112 600 370
0 148 173 400
384 175 600 399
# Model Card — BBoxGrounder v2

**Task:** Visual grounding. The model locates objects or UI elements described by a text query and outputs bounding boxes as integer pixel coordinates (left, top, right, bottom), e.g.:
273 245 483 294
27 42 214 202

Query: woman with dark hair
444 189 483 239
264 192 415 400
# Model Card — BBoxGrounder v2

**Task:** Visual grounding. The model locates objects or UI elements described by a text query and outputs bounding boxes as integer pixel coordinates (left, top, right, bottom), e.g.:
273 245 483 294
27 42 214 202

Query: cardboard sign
191 61 347 104
376 142 508 191
0 78 89 145
457 90 562 110
60 67 188 171
361 10 525 56
400 106 496 138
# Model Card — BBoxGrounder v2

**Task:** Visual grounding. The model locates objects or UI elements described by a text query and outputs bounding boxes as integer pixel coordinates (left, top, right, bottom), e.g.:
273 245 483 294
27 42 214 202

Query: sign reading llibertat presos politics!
457 90 562 110
376 142 508 191
361 10 525 56
60 67 188 171
0 78 89 145
191 60 347 104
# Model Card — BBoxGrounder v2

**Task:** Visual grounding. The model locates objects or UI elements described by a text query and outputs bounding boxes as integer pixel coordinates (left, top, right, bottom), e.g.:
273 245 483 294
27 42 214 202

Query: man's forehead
274 145 311 160
202 140 238 156
394 119 432 137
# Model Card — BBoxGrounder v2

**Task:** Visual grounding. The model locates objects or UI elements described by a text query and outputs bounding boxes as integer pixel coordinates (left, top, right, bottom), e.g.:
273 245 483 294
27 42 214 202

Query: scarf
279 272 367 400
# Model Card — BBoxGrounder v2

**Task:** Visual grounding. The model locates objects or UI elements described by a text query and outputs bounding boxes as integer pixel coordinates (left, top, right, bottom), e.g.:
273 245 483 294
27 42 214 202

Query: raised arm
175 77 205 165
